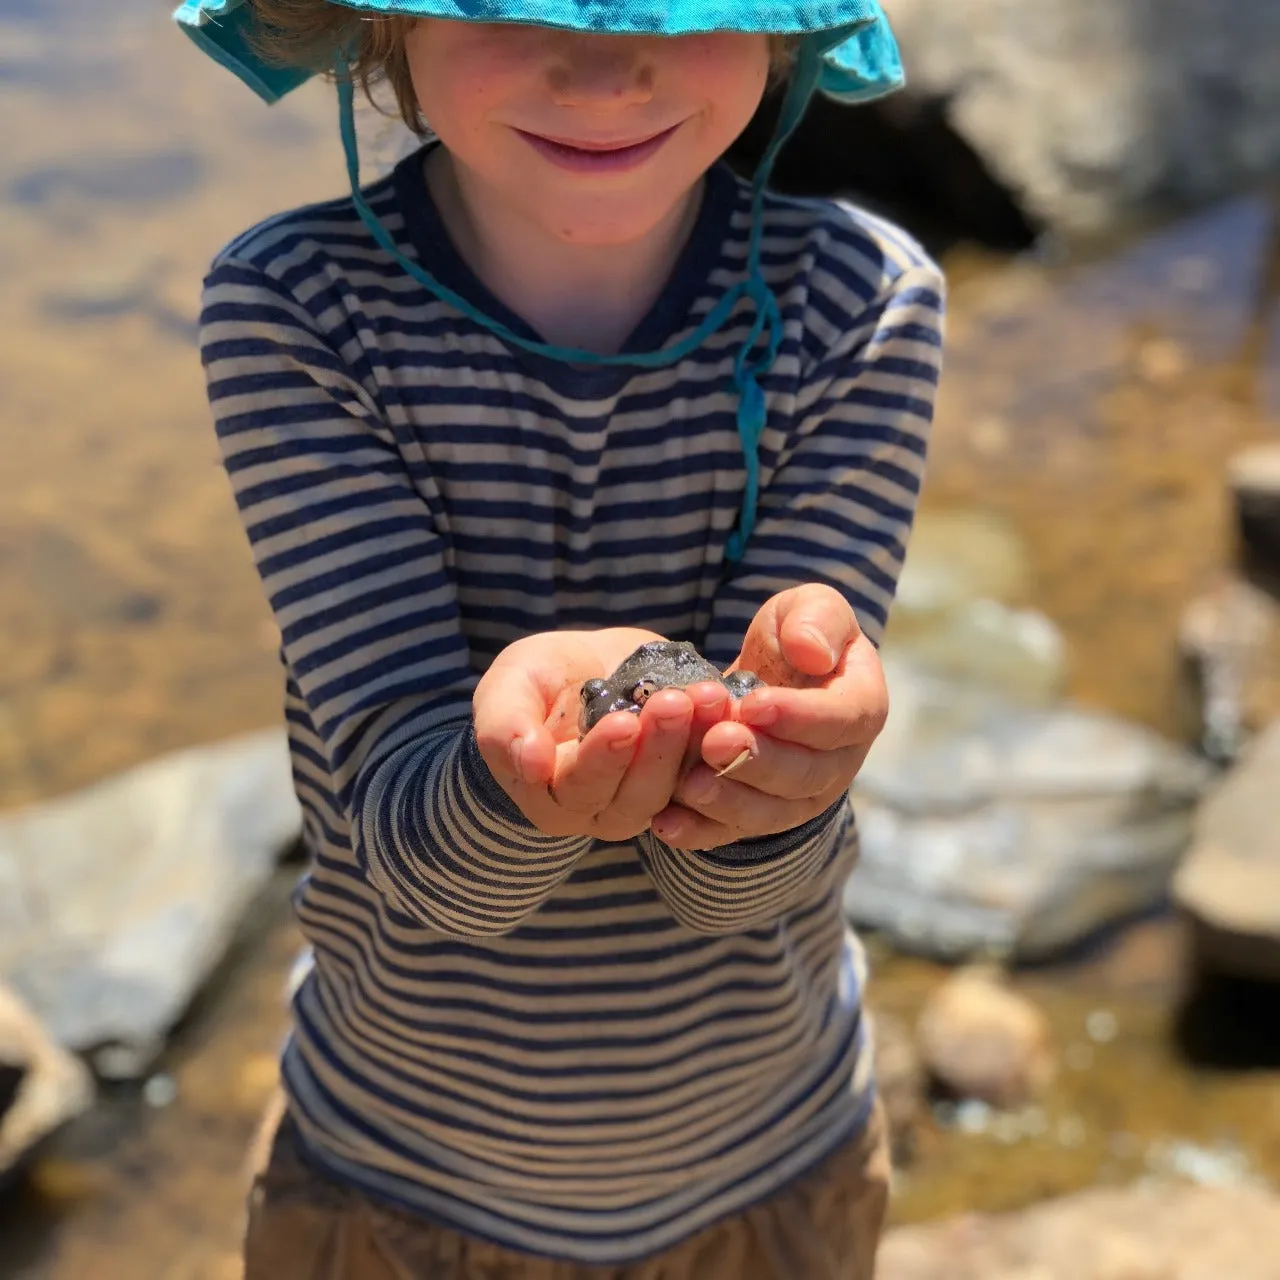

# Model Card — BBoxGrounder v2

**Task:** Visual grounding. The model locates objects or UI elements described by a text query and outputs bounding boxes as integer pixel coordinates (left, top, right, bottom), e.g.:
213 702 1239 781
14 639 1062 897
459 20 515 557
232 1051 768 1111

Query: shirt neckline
390 143 741 398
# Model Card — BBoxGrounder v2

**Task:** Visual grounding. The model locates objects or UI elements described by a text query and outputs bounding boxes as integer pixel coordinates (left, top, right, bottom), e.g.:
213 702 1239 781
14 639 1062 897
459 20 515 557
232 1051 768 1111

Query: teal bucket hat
175 0 905 561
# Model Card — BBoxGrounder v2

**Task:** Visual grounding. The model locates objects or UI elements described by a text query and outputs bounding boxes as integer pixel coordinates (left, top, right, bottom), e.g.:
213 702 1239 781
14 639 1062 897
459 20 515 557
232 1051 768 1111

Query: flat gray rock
845 660 1212 959
0 729 300 1077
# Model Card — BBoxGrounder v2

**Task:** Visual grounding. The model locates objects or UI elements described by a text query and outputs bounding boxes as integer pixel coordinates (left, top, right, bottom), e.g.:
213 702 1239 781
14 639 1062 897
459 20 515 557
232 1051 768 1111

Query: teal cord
337 32 833 562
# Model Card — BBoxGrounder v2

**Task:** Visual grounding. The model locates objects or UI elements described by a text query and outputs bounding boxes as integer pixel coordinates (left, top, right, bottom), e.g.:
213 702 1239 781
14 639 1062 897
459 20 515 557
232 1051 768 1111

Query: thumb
738 585 861 685
776 584 862 677
473 659 557 789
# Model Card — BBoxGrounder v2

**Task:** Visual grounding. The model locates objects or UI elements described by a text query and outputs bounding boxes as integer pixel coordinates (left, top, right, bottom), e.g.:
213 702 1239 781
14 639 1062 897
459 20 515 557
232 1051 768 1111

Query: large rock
878 1182 1280 1279
1173 718 1280 982
0 729 300 1077
882 0 1280 234
844 659 1213 960
0 982 94 1186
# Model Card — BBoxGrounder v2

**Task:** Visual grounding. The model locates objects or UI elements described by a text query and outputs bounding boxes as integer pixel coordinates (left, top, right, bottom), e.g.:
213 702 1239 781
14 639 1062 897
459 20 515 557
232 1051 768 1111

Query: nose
547 35 654 108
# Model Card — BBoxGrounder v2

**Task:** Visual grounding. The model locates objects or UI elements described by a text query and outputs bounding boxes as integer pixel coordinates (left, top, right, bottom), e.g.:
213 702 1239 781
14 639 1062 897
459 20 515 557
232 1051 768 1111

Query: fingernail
804 625 837 668
654 818 683 842
654 704 691 728
688 682 726 710
510 736 529 784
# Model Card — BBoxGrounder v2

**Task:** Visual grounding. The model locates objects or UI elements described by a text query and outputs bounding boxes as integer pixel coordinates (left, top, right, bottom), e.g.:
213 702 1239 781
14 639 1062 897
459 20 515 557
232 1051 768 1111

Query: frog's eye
630 678 659 706
581 679 608 705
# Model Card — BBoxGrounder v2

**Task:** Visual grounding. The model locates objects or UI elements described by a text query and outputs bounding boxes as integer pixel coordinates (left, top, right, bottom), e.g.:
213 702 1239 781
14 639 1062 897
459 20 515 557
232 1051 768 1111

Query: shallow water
1 2 1279 1276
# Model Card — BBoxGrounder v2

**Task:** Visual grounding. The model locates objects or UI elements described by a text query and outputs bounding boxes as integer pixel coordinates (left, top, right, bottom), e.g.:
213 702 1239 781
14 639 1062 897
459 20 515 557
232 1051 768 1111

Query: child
176 0 944 1275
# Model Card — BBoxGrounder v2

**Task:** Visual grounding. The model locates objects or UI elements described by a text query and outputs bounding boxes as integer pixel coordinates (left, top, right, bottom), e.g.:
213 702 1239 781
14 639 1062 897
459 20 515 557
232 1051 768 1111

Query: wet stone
917 966 1056 1109
1173 717 1280 983
1178 575 1280 762
845 658 1213 960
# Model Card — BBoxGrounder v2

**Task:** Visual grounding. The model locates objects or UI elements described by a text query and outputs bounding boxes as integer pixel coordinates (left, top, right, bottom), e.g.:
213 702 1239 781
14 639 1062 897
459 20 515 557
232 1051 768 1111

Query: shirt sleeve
200 257 593 937
640 248 945 935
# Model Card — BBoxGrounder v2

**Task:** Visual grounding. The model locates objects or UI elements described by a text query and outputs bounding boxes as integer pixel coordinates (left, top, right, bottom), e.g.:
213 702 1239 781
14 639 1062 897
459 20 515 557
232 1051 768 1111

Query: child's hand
474 629 730 842
651 585 888 850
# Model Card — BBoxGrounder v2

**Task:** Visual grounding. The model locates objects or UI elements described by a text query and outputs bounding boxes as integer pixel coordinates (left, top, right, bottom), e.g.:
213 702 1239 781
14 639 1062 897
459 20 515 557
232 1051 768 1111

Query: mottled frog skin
578 640 765 736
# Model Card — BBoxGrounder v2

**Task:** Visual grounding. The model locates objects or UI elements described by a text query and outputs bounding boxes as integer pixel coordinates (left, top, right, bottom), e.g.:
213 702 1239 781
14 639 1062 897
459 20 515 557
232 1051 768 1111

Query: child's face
404 21 770 247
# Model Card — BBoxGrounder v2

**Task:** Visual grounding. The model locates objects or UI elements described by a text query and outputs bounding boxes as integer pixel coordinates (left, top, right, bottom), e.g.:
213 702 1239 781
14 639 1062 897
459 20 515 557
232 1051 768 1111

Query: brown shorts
243 1103 891 1280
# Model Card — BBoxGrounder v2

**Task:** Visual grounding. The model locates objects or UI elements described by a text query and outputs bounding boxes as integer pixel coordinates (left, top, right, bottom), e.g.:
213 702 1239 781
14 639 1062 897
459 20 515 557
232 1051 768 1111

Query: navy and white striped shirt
200 147 943 1264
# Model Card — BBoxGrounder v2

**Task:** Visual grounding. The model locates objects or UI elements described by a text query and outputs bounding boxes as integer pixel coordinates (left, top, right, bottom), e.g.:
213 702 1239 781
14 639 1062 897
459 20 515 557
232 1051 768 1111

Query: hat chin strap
336 34 831 563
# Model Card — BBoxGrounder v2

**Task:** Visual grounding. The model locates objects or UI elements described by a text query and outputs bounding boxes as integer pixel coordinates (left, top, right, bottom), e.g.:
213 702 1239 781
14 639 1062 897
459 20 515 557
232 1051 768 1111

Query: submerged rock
0 982 94 1184
844 660 1213 960
878 1182 1280 1279
1178 577 1279 763
885 508 1067 707
886 597 1068 709
882 0 1280 234
0 729 300 1077
892 509 1032 623
1173 718 1280 982
916 966 1055 1109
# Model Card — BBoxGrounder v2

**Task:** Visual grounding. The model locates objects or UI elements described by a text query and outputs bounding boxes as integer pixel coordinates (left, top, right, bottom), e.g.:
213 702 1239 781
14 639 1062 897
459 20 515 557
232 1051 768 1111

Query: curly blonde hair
247 0 798 135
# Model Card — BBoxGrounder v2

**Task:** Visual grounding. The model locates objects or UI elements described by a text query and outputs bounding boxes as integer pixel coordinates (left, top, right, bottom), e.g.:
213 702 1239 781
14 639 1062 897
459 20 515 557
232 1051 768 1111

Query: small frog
578 640 765 736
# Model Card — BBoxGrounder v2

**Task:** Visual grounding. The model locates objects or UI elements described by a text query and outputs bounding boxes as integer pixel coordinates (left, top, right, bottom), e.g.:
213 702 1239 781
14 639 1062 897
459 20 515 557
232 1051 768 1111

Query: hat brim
174 0 902 105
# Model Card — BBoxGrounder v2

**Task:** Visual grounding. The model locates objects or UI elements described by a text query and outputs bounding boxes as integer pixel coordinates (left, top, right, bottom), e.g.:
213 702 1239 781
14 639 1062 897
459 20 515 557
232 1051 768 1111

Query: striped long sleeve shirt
200 148 944 1265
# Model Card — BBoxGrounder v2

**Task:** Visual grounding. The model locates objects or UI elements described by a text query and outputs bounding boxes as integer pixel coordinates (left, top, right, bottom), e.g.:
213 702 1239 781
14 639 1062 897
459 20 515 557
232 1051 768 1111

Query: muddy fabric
243 1104 891 1280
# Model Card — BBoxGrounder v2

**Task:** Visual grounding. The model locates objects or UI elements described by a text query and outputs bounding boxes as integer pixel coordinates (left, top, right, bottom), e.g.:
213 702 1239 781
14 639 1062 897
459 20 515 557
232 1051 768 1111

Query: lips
514 124 681 174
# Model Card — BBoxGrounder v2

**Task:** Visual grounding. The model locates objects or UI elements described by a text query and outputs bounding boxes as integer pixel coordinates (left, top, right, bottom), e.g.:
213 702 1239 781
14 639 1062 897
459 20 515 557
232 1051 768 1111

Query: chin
536 194 692 248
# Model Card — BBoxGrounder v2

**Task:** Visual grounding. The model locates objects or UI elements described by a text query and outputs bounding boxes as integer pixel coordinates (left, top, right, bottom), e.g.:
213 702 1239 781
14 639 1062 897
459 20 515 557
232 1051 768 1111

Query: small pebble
1019 1105 1049 1138
143 1073 177 1108
1109 1131 1142 1160
1086 1009 1119 1044
1057 1115 1087 1148
991 1112 1023 1145
1065 1042 1095 1071
955 1099 993 1135
931 1100 958 1129
1146 1139 1254 1188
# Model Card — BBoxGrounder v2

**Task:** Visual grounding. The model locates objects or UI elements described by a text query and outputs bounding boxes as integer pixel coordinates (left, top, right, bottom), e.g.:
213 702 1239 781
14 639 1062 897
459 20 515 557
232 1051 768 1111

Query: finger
549 712 640 813
473 662 559 789
696 721 857 801
673 757 846 834
680 681 730 774
607 688 693 827
649 807 739 852
775 584 861 678
737 635 888 753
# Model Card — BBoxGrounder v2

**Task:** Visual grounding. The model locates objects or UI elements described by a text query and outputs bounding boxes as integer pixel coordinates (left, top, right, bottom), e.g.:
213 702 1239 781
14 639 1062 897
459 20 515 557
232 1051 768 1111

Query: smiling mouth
514 124 681 173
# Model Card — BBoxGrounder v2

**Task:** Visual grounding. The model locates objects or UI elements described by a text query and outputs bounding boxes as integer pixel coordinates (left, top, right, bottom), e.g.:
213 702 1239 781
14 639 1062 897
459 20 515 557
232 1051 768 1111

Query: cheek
669 34 769 123
404 23 534 138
